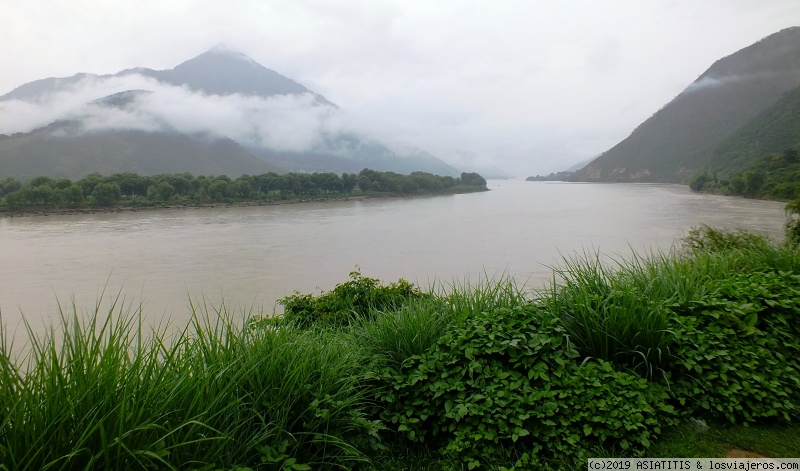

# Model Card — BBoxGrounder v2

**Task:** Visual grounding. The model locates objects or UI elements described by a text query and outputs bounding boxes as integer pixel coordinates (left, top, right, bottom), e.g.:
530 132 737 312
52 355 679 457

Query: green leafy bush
682 225 772 253
668 270 800 423
279 270 428 328
382 306 676 469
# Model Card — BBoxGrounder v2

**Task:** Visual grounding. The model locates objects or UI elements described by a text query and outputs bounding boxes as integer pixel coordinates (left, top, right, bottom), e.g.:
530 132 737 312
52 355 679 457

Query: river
0 180 788 337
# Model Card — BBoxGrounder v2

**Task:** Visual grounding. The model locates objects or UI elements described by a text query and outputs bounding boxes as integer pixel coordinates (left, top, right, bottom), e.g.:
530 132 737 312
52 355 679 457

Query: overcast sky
2 1 799 176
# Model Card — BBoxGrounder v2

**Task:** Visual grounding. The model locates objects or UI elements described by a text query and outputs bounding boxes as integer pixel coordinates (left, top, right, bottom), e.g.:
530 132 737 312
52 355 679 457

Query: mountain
0 45 458 180
575 27 800 183
708 83 800 177
0 121 278 181
1 45 331 105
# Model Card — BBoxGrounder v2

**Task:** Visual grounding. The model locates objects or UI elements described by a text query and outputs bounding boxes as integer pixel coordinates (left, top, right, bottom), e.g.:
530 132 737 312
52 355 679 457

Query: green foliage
785 199 800 245
668 270 800 423
542 253 674 379
0 169 487 212
440 274 529 321
91 181 122 206
355 298 455 371
709 84 800 177
280 271 428 328
689 172 712 192
697 148 800 201
381 306 676 469
0 299 377 470
682 225 772 253
459 172 487 188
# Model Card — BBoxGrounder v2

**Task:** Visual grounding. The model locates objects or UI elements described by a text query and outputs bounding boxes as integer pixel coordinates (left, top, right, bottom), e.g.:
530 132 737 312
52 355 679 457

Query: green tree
28 183 53 206
92 182 121 206
0 178 21 196
689 172 711 192
54 178 73 190
147 181 176 202
79 173 105 196
232 178 255 199
29 176 54 188
786 199 800 244
61 184 85 206
4 190 27 209
357 175 372 192
460 172 487 188
341 173 358 193
729 174 746 195
115 173 150 198
743 170 765 197
208 180 232 201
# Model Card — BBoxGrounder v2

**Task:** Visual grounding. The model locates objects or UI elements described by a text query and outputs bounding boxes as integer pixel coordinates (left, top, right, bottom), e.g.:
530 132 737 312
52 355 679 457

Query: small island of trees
0 168 488 214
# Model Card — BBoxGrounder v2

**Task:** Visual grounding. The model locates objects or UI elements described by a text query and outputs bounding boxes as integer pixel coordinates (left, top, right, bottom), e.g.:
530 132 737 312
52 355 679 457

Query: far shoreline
0 188 488 219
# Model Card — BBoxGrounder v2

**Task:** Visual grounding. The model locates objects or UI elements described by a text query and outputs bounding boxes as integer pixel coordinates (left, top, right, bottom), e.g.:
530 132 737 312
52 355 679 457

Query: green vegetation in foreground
2 226 800 470
0 168 488 213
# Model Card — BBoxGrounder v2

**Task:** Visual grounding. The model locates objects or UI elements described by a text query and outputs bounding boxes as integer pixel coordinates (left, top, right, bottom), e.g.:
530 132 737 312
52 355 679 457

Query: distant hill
0 45 458 180
575 27 800 183
0 121 278 181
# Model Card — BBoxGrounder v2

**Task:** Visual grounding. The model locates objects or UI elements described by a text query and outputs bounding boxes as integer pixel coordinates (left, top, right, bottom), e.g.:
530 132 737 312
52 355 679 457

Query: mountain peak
208 43 239 54
202 43 258 64
165 46 330 101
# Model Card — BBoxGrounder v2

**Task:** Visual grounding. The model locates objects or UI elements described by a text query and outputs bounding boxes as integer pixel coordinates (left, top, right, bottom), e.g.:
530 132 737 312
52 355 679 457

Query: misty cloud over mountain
12 75 343 152
0 46 458 179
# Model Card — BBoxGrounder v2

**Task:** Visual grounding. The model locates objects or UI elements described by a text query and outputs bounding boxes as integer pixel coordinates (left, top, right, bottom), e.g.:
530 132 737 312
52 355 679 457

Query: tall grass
540 227 800 380
0 296 375 470
437 272 530 319
355 298 454 370
541 251 674 379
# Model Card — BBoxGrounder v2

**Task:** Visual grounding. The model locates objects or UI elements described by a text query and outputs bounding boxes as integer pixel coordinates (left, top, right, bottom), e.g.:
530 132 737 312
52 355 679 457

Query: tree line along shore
0 168 489 216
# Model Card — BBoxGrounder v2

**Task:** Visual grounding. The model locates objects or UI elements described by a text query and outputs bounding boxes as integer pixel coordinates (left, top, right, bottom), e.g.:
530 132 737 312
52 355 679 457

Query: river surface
0 180 789 338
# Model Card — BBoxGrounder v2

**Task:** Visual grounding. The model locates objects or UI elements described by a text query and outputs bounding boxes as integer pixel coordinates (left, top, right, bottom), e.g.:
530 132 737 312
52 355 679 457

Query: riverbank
0 169 490 218
0 187 487 218
2 226 798 470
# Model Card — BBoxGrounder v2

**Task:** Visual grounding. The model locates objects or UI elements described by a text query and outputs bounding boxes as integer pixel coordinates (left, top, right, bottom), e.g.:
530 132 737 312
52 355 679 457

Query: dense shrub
381 306 676 469
682 225 772 253
279 270 428 328
668 270 800 423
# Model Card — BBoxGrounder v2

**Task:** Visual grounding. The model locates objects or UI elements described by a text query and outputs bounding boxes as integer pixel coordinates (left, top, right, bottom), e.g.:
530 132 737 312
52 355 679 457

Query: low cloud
684 74 746 92
0 74 346 153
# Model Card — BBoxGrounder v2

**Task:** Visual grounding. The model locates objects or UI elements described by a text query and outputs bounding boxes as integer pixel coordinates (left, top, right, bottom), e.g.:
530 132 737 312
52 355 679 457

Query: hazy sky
2 1 799 176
